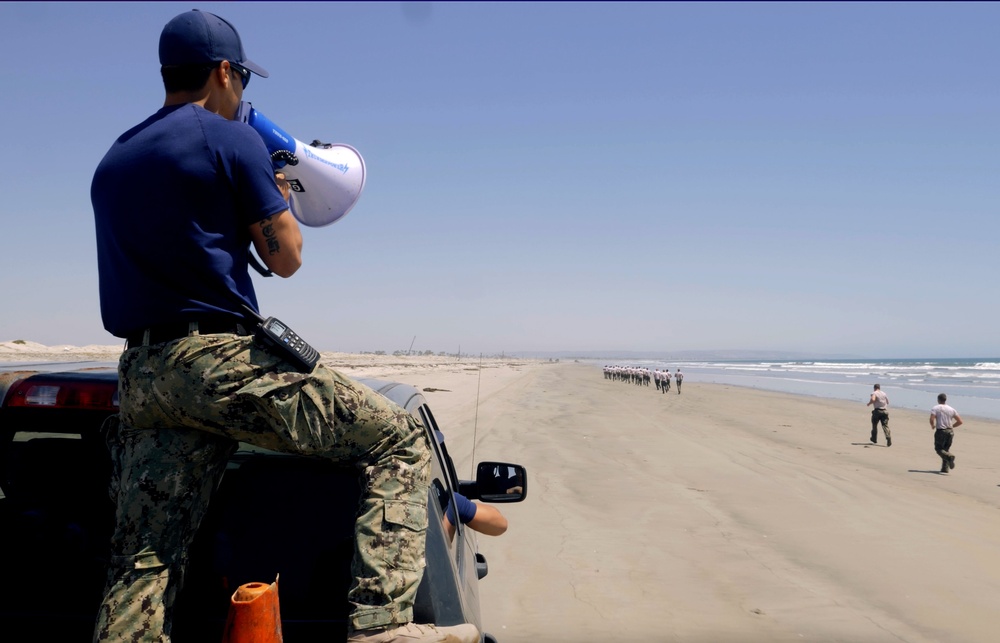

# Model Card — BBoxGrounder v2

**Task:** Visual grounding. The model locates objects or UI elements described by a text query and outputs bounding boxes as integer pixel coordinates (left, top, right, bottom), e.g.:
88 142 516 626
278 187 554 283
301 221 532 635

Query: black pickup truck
0 362 526 642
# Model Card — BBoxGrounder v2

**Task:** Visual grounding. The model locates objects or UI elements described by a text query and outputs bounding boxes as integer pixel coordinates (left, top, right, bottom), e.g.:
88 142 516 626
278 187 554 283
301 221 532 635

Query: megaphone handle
271 150 298 168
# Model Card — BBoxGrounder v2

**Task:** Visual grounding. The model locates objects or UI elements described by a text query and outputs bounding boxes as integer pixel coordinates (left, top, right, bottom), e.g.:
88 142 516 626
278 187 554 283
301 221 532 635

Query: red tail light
3 374 119 410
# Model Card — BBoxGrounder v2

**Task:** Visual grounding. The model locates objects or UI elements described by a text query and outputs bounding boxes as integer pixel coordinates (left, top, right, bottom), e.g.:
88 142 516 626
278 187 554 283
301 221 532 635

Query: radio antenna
470 352 483 477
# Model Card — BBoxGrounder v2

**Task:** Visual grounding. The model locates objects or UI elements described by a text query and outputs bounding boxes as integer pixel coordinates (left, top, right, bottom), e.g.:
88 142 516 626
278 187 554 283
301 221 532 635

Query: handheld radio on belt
242 305 320 373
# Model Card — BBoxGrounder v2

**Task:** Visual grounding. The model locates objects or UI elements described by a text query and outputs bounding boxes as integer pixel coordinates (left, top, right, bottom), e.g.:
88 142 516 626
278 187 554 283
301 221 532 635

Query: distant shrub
12 339 26 345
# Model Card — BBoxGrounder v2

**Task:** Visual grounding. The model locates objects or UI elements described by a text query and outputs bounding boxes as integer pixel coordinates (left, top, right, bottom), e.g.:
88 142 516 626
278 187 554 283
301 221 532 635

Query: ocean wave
591 357 1000 419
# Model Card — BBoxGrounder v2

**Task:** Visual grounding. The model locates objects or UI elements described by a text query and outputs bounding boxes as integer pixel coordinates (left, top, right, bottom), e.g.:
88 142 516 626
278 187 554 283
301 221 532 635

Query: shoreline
603 374 1000 426
595 368 1000 436
584 360 1000 424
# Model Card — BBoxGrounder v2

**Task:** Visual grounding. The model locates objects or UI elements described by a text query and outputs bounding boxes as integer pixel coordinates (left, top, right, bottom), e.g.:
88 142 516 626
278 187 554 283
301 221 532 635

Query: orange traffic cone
221 575 283 642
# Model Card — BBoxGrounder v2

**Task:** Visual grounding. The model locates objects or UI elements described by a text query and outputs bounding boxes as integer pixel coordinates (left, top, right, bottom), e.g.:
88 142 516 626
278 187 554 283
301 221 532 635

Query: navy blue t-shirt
92 104 289 337
446 492 478 526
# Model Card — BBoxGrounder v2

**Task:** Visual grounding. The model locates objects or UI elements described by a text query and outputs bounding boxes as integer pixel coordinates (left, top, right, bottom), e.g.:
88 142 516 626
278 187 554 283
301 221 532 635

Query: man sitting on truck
91 10 476 643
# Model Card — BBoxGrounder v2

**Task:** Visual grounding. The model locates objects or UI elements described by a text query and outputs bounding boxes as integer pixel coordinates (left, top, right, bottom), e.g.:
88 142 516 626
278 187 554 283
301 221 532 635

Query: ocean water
591 358 1000 422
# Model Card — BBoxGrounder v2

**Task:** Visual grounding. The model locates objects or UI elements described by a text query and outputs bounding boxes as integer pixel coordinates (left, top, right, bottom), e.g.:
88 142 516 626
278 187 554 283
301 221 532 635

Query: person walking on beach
866 383 891 446
91 10 476 643
675 369 684 394
930 393 963 473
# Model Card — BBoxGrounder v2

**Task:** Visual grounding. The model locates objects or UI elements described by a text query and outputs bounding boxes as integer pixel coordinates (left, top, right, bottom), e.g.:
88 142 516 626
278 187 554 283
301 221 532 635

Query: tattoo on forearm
258 217 281 256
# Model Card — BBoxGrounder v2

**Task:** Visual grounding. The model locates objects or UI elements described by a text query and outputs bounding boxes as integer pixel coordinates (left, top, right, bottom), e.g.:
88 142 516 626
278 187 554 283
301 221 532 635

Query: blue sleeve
446 492 478 525
217 120 289 226
239 130 290 224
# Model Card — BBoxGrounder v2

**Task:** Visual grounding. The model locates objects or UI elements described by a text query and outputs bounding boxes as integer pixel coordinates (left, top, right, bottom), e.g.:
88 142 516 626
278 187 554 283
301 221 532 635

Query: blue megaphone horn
236 102 366 228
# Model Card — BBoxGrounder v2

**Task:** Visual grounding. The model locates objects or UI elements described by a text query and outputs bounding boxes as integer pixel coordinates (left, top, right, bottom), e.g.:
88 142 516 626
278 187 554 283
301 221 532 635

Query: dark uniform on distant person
91 10 477 643
930 393 963 474
866 383 891 446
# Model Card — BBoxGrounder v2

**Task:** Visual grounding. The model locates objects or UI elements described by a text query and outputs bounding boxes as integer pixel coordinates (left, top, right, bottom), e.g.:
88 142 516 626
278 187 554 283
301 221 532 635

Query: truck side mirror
473 461 527 503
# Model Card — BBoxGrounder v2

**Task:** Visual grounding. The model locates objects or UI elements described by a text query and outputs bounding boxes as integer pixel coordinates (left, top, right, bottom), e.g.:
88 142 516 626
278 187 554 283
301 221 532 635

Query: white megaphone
236 102 366 228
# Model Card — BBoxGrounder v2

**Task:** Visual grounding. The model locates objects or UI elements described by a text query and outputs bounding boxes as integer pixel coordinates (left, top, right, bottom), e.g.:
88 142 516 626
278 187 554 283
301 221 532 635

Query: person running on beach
675 369 683 394
930 393 963 473
866 383 891 446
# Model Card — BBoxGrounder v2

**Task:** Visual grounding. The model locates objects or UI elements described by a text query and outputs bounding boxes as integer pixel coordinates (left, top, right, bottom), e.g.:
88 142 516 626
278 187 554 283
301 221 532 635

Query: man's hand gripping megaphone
236 102 367 275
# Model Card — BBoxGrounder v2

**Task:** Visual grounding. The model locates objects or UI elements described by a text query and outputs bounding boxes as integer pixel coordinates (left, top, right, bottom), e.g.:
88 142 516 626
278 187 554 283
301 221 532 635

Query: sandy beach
3 344 999 642
422 361 1000 643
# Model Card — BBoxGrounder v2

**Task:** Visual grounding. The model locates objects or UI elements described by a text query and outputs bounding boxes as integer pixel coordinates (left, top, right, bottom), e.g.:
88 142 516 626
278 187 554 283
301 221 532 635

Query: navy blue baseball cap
159 9 268 78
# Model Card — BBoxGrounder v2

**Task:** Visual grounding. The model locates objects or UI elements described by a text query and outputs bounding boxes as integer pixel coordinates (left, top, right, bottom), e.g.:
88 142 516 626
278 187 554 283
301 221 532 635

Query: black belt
126 318 251 347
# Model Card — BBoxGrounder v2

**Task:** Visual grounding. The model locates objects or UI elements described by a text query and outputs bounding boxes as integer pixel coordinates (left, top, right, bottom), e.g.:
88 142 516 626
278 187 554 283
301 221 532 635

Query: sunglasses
229 62 250 89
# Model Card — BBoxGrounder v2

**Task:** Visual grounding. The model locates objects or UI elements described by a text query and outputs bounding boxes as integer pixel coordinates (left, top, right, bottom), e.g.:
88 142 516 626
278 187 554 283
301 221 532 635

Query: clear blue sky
2 2 997 357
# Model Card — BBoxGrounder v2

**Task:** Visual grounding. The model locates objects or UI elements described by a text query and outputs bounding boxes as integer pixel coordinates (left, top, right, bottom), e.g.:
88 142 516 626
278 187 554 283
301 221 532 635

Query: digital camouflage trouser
94 334 430 642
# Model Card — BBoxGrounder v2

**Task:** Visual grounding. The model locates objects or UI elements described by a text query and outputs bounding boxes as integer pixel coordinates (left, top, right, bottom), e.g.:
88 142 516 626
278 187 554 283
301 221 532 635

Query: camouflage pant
871 409 890 442
94 334 430 641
